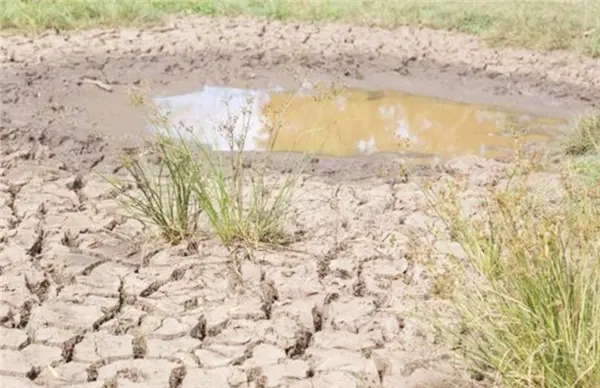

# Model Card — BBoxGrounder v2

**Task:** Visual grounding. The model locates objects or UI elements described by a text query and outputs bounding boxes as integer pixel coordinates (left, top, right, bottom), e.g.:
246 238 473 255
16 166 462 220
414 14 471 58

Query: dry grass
1 0 599 57
428 160 600 387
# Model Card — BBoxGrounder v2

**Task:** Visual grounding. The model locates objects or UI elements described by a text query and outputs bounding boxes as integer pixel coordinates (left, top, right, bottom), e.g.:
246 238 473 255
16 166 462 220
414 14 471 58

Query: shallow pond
151 84 565 159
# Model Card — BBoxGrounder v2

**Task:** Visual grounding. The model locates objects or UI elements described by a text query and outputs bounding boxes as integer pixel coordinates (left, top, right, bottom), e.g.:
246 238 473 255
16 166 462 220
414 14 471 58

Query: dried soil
0 15 597 388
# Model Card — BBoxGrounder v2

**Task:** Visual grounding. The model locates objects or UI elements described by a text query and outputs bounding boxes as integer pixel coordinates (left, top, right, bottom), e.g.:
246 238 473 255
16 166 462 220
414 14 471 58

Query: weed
113 87 307 246
108 138 200 244
428 167 600 387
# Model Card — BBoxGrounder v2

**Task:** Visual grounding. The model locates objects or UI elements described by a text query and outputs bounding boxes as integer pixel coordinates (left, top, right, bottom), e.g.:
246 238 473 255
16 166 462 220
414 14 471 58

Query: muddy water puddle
151 84 565 159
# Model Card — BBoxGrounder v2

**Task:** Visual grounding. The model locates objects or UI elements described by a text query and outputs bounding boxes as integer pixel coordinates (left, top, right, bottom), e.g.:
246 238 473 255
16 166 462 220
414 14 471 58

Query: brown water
260 86 564 158
152 85 566 158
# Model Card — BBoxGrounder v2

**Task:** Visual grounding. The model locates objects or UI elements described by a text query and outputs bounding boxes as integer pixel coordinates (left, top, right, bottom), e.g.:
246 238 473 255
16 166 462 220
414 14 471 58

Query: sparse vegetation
110 90 306 246
429 164 600 387
1 0 599 57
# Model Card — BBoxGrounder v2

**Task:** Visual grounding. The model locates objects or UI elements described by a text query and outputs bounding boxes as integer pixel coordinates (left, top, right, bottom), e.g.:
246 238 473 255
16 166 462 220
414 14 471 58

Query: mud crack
169 365 186 388
132 333 148 359
81 258 110 276
87 360 105 382
26 366 41 380
6 183 24 229
24 273 52 303
259 280 278 320
27 227 44 258
66 173 88 207
17 300 34 329
170 266 188 281
233 342 263 366
62 333 85 362
352 262 366 297
189 314 207 341
139 279 167 298
286 330 312 358
92 277 125 331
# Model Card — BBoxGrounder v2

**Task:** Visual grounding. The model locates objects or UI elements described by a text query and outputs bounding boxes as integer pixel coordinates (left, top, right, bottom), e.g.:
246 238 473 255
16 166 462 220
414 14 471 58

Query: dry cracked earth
1 16 599 388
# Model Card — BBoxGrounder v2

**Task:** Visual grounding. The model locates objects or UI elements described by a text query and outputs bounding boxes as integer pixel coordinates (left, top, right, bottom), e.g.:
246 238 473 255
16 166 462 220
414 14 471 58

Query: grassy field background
1 0 599 57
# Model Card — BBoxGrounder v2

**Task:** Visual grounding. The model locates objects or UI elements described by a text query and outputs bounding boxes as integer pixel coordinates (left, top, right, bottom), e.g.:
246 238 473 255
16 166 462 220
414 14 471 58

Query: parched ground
1 16 599 388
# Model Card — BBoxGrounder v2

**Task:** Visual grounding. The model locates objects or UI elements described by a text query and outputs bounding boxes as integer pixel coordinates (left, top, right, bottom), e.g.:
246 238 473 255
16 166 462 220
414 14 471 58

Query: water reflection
151 85 564 158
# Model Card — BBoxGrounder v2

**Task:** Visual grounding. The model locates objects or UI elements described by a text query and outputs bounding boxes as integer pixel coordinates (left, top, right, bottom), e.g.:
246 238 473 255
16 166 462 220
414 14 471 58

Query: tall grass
110 89 306 246
429 167 600 387
1 0 599 57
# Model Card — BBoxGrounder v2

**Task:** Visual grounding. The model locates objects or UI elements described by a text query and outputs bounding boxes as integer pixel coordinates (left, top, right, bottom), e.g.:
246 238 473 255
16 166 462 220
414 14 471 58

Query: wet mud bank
1 16 599 178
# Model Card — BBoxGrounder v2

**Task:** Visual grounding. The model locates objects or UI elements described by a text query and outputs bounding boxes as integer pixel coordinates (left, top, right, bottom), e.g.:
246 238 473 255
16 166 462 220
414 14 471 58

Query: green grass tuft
108 138 201 244
429 169 600 388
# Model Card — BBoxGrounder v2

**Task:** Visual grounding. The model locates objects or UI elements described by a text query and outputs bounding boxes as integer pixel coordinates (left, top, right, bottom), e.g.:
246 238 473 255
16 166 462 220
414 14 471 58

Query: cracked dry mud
1 15 599 388
1 147 510 388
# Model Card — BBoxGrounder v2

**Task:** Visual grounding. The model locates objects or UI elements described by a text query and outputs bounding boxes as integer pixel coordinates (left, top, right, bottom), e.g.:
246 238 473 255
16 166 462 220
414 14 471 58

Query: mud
2 16 600 175
1 146 510 388
0 14 597 388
